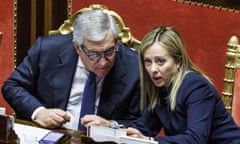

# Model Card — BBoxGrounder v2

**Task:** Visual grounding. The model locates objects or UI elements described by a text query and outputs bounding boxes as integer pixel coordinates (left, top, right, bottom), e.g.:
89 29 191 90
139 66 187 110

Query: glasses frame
80 43 118 61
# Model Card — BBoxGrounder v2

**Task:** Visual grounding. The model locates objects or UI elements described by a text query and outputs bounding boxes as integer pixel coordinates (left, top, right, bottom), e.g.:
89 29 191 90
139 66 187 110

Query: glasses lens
104 49 115 58
88 54 100 61
81 44 117 61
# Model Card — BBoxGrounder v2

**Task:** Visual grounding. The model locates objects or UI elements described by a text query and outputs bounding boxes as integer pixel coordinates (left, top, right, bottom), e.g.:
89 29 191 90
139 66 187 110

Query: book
87 125 158 144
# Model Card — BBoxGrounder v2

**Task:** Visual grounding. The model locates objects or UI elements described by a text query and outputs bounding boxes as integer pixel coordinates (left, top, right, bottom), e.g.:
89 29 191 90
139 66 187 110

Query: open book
88 125 158 144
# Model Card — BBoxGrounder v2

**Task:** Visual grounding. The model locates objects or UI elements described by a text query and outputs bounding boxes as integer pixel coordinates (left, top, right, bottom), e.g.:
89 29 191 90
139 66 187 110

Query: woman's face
143 43 179 87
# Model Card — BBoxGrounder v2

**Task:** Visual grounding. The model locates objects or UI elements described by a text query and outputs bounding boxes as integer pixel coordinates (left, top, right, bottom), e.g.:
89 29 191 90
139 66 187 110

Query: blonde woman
126 26 240 144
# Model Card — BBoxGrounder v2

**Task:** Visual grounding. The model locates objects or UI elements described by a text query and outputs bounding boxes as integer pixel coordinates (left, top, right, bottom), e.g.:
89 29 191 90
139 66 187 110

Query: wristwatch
109 120 121 129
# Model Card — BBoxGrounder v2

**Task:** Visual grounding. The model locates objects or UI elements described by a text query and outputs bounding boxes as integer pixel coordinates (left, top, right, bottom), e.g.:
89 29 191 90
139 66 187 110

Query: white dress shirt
62 57 104 130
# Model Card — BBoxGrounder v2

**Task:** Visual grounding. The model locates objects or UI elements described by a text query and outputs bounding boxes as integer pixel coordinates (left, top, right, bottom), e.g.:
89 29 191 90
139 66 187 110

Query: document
14 123 50 144
88 125 126 143
88 125 158 144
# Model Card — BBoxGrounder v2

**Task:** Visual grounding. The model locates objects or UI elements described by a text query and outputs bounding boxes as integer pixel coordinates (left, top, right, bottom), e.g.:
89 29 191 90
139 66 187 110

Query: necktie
78 71 96 131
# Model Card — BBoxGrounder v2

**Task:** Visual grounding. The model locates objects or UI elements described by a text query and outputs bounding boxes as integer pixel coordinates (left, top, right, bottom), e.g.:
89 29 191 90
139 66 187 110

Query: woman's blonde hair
138 26 211 111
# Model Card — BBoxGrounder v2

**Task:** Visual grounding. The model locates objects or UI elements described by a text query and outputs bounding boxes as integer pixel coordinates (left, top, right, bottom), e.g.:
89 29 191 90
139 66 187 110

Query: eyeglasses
80 44 118 61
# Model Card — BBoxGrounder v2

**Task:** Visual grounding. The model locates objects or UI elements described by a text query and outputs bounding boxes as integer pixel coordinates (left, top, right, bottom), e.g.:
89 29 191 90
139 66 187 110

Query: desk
15 119 83 144
14 119 116 144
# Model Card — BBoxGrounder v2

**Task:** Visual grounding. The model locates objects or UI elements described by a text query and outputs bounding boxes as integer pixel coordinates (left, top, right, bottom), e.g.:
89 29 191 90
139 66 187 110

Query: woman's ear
176 57 182 70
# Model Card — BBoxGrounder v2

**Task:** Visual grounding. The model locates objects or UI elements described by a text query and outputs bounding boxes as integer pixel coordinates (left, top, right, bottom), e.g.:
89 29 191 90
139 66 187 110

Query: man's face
74 29 117 77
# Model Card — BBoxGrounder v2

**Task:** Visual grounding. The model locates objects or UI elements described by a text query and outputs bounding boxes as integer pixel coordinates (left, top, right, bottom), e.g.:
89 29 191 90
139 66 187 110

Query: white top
63 57 105 130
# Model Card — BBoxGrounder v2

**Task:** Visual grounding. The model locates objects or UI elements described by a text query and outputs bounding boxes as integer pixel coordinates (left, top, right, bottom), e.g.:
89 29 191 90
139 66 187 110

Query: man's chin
95 70 110 77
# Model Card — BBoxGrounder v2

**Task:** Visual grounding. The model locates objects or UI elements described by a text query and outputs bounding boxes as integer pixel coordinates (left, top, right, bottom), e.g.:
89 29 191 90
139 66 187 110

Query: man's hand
80 114 111 128
34 108 70 129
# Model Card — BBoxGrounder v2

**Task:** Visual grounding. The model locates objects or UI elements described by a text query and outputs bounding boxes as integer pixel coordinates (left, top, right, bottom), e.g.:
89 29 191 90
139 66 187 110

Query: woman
126 26 240 143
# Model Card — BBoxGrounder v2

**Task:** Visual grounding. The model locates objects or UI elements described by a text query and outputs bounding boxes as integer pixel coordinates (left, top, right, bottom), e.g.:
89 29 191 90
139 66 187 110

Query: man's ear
72 40 77 47
72 40 81 54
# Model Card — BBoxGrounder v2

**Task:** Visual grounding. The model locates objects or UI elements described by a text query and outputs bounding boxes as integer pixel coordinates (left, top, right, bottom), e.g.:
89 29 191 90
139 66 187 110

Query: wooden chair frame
49 4 141 50
222 35 240 113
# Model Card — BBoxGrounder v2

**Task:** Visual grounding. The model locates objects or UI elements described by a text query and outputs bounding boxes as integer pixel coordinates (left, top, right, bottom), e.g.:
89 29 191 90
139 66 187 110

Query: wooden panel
182 0 240 10
16 0 32 65
16 0 68 65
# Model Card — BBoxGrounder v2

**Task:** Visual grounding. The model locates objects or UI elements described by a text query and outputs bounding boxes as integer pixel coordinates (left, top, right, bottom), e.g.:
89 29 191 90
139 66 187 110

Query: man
2 9 141 131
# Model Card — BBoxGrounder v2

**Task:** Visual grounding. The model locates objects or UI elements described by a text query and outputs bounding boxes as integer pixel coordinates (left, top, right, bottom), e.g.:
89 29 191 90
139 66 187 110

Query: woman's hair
73 10 119 46
138 26 211 111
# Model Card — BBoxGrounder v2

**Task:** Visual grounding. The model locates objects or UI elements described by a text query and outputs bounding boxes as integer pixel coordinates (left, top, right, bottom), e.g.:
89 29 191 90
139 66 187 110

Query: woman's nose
150 62 158 72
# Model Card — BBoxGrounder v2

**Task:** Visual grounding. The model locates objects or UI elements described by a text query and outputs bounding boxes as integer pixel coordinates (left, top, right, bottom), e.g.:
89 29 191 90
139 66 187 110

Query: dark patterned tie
78 71 96 131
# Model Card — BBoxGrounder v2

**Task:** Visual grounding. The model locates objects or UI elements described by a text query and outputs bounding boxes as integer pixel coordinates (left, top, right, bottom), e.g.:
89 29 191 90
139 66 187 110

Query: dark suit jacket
2 34 141 127
132 72 240 144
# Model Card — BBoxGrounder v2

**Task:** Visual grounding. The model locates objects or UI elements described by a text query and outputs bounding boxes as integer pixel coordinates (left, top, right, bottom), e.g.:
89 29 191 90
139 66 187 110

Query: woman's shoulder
180 71 216 93
183 71 209 84
179 71 220 99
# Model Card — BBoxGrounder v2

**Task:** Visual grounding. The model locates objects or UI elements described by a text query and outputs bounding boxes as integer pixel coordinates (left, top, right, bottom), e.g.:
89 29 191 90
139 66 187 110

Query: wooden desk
15 119 83 144
15 119 116 144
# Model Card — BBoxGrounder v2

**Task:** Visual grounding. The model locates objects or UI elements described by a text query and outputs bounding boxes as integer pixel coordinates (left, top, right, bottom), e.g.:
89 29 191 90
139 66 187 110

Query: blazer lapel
97 51 127 118
51 43 78 109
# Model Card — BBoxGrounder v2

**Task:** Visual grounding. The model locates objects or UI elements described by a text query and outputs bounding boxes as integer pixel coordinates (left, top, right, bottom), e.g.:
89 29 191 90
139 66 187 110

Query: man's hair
73 10 119 46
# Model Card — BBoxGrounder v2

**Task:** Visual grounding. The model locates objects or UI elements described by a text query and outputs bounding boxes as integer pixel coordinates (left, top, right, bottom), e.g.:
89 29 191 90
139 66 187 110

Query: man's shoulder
38 34 73 44
31 34 74 55
117 44 138 59
115 44 139 75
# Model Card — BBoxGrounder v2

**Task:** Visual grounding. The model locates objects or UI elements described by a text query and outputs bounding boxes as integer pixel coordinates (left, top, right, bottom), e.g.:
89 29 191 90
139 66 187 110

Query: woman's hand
124 127 149 140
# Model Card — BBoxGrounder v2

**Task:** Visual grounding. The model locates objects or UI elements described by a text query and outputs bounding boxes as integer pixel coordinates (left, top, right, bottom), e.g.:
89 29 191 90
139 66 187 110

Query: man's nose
97 56 109 65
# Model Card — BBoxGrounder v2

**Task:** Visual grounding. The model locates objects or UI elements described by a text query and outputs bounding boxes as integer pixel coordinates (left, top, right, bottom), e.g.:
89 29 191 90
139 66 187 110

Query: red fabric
158 128 165 136
0 0 14 115
232 69 240 126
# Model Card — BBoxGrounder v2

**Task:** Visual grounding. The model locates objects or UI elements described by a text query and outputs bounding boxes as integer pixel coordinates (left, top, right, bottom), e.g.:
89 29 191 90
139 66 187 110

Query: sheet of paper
14 123 50 144
0 107 6 115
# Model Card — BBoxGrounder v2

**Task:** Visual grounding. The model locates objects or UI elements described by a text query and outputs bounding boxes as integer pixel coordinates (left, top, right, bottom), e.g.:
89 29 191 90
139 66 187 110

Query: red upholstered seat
232 69 240 125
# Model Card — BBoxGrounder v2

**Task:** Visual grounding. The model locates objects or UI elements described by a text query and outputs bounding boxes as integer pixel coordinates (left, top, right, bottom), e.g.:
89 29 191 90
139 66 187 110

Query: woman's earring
177 66 180 72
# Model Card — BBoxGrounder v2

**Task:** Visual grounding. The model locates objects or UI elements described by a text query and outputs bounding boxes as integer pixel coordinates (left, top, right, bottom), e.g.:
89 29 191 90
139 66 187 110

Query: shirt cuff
31 106 45 120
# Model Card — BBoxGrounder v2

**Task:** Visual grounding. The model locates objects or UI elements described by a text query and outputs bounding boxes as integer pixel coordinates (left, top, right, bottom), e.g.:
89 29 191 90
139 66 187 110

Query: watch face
110 120 119 129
